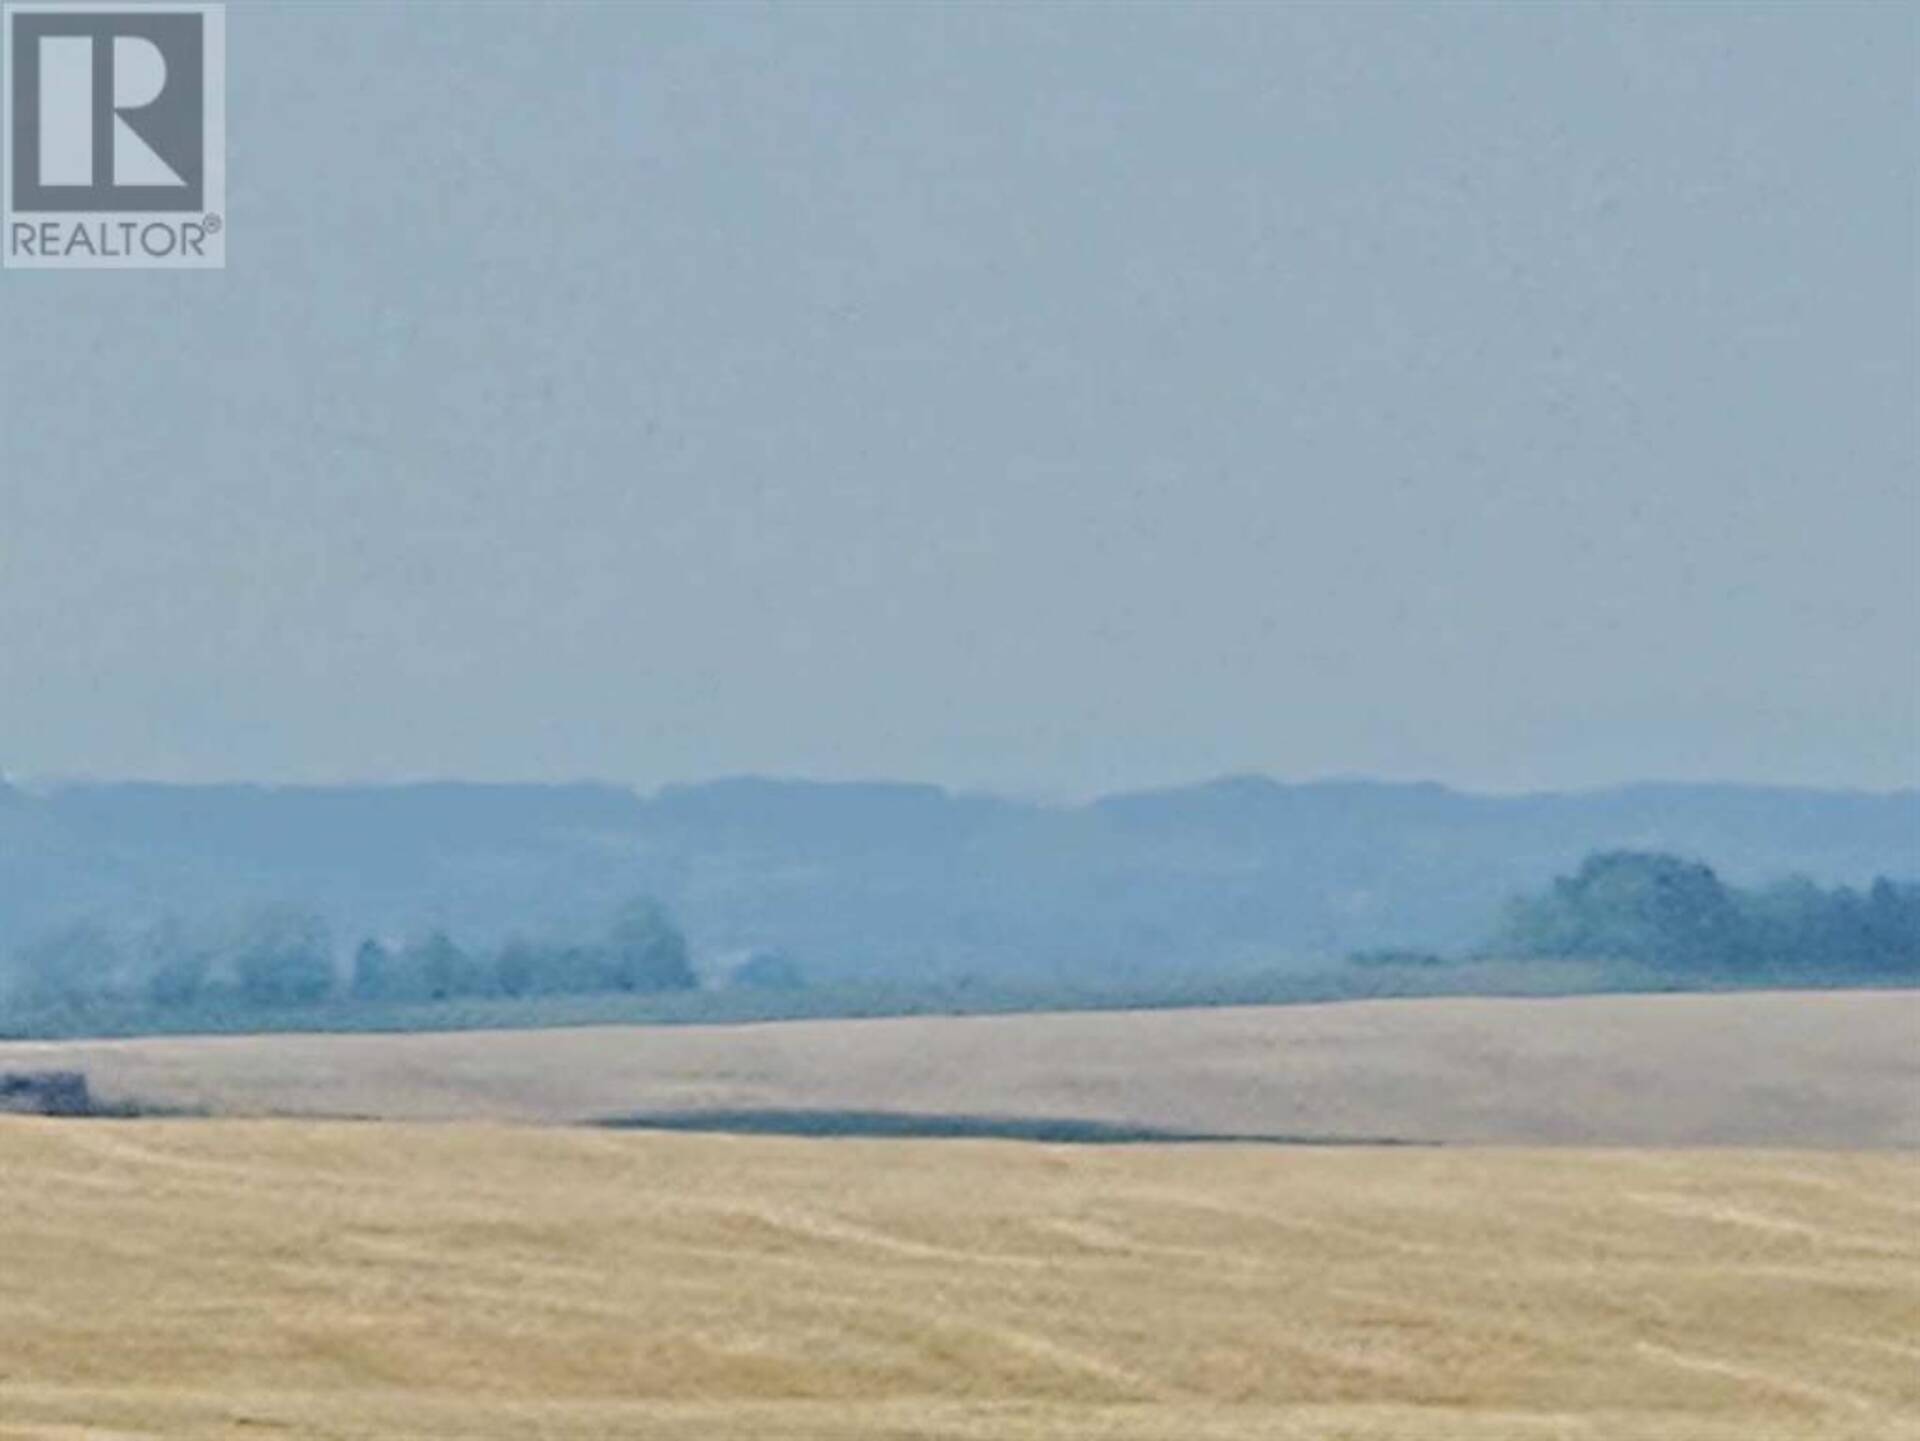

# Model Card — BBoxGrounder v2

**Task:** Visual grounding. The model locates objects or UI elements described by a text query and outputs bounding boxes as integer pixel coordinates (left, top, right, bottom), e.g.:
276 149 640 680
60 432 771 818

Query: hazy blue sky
1 2 1912 796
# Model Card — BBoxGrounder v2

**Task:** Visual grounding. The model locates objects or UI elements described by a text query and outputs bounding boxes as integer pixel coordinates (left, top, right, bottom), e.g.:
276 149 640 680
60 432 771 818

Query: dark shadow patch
591 1107 1424 1145
0 1070 92 1116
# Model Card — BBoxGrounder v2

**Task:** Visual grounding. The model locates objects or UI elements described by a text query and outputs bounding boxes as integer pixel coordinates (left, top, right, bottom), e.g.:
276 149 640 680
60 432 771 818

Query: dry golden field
1 1118 1916 1440
2 989 1916 1145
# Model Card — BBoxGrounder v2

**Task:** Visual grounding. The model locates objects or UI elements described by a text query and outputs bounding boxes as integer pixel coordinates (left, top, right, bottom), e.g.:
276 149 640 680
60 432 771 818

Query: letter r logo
7 8 207 211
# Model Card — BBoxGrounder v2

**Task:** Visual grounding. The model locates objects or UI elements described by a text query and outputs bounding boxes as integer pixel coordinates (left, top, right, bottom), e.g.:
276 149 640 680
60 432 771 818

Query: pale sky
1 1 1913 796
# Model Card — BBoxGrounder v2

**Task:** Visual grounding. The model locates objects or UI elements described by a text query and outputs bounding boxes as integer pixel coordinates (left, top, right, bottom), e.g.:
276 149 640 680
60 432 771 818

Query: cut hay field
1 1120 1916 1440
1 988 1915 1145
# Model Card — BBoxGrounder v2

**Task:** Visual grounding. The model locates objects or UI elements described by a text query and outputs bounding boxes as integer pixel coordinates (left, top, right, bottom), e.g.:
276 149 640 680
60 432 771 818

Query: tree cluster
351 901 694 1002
1495 851 1918 976
0 898 695 1015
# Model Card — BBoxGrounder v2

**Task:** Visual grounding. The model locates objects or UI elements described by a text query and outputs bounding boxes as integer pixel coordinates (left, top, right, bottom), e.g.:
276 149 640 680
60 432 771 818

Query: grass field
3 988 1915 1145
2 1118 1916 1440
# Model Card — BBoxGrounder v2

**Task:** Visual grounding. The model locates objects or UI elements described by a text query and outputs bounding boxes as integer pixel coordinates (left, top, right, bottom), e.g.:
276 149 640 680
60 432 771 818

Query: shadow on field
592 1107 1425 1145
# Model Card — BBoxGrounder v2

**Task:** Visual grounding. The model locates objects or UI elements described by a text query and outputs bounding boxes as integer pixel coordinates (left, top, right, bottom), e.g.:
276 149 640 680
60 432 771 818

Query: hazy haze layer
1 3 1912 793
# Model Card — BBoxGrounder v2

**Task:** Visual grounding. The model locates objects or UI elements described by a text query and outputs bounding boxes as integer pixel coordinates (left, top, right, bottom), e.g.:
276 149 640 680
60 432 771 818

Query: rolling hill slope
4 988 1914 1146
2 776 1913 982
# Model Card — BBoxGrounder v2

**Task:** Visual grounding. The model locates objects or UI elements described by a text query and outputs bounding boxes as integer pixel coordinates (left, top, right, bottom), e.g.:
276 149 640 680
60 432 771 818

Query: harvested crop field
1 988 1915 1145
1 1119 1916 1439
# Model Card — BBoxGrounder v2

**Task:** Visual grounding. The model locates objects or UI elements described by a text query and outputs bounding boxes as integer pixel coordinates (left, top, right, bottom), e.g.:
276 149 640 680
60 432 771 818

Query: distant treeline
0 898 701 1014
1 850 1912 1038
1491 851 1918 977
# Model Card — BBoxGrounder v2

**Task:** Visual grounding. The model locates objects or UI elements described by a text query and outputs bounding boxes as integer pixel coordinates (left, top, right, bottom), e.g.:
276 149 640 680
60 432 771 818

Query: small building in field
0 1071 92 1116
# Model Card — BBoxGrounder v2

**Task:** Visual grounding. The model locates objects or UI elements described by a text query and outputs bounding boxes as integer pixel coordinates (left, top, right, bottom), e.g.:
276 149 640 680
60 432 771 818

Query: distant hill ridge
0 775 1912 982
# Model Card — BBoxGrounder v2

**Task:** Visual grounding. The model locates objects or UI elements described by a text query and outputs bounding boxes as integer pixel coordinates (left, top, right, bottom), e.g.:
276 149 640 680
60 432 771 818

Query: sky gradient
1 1 1913 796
